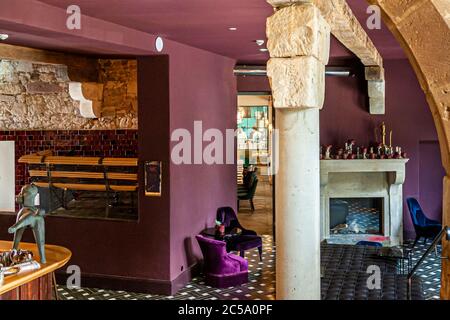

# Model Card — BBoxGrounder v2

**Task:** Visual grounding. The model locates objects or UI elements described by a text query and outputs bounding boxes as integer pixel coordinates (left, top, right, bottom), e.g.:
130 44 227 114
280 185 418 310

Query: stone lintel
267 56 325 109
266 3 330 64
315 0 383 67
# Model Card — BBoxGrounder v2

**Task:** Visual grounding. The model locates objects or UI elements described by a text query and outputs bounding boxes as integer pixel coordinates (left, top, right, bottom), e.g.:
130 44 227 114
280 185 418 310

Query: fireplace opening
330 198 383 235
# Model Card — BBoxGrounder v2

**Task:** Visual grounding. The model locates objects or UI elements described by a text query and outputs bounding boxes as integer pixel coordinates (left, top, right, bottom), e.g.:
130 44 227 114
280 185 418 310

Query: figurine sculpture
325 145 332 160
8 184 46 264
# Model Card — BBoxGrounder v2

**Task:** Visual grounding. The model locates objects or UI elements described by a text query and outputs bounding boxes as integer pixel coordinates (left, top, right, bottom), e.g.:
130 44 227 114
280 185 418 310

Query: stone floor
58 235 276 301
57 234 441 300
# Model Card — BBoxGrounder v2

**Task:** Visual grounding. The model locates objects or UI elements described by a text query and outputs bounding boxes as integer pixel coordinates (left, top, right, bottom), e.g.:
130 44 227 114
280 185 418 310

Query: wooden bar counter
0 241 71 300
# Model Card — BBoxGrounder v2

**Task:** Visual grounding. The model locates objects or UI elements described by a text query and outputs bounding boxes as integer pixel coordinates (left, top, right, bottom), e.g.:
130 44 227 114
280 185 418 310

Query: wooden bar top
0 241 71 295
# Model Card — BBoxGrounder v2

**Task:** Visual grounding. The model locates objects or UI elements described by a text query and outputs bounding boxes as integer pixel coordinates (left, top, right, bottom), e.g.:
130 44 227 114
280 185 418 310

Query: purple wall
237 59 445 240
168 48 237 287
237 76 270 93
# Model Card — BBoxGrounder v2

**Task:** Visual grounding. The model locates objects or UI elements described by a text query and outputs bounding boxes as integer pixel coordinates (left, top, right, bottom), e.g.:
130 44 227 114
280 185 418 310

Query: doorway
236 93 274 235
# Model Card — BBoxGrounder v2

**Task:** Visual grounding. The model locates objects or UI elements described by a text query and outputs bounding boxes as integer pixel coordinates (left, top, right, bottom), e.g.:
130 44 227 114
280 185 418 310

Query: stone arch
365 0 450 299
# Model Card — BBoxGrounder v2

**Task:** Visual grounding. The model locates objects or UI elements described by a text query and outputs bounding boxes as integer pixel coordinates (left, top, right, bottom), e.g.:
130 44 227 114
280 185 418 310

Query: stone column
266 1 330 299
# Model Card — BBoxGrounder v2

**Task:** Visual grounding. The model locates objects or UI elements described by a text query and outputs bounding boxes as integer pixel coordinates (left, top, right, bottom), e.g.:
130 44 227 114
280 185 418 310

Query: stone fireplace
320 159 408 246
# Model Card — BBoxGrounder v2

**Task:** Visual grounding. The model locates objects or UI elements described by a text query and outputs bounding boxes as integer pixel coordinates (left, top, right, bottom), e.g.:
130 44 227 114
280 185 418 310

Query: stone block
429 83 450 120
7 103 27 117
365 66 385 80
369 97 385 115
368 80 385 98
0 60 19 83
26 82 63 94
82 82 104 101
396 0 450 88
267 56 325 109
0 94 16 103
376 0 427 24
267 4 330 64
16 61 33 73
0 84 22 95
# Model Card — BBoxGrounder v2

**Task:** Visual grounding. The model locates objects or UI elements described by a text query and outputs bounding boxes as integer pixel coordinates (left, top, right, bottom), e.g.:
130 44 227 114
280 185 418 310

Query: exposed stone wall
98 59 138 119
0 59 138 130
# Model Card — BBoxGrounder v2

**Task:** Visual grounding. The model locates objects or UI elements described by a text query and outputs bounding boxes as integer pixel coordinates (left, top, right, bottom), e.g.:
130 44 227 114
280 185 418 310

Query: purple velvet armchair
196 235 248 288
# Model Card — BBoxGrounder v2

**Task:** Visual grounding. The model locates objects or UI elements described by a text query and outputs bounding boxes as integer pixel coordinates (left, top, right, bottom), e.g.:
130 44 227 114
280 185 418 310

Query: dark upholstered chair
406 197 442 247
237 173 258 211
195 235 248 288
216 206 263 260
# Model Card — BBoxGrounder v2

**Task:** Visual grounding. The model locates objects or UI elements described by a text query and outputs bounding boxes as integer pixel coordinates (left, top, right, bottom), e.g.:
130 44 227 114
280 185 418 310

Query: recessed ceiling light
228 27 237 31
255 40 265 46
259 48 269 52
155 36 164 52
0 34 9 41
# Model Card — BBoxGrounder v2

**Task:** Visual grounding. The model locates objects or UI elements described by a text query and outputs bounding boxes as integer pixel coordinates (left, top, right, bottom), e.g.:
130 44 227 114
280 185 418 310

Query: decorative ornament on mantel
320 122 407 160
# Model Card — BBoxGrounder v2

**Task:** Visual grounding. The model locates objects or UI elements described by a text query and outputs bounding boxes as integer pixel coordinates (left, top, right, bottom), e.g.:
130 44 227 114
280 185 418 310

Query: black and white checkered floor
408 240 442 300
57 235 441 300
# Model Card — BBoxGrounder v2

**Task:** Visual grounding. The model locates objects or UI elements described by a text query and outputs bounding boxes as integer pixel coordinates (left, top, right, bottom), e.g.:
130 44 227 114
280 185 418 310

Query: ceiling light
228 27 237 31
259 48 268 52
255 40 265 46
0 34 9 41
155 36 164 52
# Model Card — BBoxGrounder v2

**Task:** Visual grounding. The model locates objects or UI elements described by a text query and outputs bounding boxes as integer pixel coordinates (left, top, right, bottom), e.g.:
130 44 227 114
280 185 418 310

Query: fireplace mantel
320 159 409 245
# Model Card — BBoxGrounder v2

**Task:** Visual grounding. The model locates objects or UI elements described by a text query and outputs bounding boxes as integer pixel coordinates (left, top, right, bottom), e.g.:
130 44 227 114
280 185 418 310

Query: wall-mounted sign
144 161 162 197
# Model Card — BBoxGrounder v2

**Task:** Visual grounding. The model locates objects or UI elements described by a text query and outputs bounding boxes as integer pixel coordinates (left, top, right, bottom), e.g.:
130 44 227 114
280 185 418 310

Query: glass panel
237 105 269 166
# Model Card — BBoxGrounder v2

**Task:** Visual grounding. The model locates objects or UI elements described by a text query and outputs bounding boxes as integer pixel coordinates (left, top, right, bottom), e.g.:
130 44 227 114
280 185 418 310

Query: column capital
266 3 330 64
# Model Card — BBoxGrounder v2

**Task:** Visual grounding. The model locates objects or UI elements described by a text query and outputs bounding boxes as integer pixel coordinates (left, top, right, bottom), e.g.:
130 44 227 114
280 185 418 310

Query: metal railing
407 226 449 300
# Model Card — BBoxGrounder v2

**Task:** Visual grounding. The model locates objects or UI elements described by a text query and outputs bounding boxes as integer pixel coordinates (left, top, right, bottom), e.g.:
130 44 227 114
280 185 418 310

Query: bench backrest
19 152 139 192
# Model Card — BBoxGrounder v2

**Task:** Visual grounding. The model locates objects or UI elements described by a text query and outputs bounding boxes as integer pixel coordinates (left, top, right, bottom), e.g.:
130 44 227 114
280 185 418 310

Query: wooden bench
19 152 138 212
